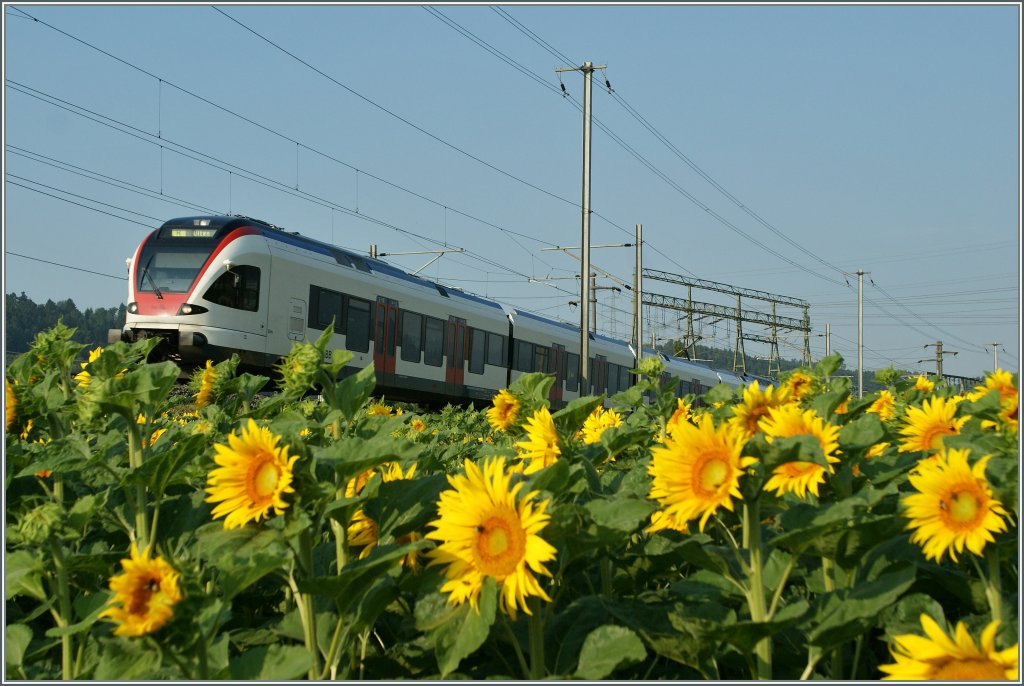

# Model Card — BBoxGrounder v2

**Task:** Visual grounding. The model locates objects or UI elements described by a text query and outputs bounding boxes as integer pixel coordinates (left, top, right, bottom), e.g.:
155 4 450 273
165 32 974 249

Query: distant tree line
5 292 126 361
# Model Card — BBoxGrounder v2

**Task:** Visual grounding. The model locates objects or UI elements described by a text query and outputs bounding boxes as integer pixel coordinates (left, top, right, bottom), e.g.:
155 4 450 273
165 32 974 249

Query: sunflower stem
973 550 1003 624
49 538 75 680
500 613 530 679
799 646 823 680
288 569 319 680
127 421 149 550
319 617 348 680
528 597 546 679
743 500 771 680
820 557 844 679
297 531 321 680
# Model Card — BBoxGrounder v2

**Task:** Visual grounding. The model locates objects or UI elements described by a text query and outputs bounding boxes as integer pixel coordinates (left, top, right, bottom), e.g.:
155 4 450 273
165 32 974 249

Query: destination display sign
169 228 217 238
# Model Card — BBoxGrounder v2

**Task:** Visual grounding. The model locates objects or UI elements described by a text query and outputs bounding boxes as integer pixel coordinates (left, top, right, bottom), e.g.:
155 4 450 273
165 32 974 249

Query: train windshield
135 244 214 294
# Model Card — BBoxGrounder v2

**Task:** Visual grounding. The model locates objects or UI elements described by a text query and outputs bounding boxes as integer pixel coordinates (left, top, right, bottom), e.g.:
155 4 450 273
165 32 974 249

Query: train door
373 298 399 376
549 343 565 405
446 317 467 386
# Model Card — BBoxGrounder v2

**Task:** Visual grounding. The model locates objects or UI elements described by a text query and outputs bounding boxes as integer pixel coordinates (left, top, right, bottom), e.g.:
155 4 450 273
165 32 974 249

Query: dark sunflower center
128 576 159 615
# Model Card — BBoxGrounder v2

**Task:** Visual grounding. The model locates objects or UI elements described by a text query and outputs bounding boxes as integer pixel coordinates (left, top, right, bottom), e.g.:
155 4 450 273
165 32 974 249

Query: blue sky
3 3 1020 379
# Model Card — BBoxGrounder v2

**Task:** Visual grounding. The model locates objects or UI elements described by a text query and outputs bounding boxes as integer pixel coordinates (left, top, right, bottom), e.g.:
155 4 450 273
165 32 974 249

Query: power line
210 6 579 211
5 179 154 227
4 7 566 275
6 251 127 281
434 6 848 288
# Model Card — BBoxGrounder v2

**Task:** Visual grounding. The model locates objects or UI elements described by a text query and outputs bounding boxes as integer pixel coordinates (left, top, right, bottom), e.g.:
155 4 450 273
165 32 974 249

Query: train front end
116 216 272 370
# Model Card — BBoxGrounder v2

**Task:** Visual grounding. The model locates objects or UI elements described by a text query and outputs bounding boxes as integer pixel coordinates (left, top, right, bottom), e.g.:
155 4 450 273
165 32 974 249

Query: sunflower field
4 322 1019 680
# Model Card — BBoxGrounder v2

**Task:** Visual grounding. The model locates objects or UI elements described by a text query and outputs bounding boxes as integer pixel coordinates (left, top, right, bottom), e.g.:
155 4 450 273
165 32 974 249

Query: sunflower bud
17 502 64 545
277 342 322 399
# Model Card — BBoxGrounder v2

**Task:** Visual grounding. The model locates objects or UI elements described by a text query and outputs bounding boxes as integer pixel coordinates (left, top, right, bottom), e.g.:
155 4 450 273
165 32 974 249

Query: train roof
158 215 503 311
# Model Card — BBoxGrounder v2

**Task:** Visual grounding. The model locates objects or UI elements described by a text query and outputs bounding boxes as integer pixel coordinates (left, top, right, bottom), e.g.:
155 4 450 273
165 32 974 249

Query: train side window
308 285 343 331
203 265 260 312
621 366 632 391
486 332 505 367
565 352 579 392
608 363 620 395
401 311 423 363
468 328 486 375
345 297 371 352
534 346 549 375
513 340 534 372
424 316 445 367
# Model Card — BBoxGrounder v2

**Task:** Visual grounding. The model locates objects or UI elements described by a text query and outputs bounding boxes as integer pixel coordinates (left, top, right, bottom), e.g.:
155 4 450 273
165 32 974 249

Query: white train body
118 215 758 406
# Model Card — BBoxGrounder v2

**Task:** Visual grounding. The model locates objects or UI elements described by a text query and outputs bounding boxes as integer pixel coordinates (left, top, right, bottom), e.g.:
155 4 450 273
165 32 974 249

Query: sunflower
367 402 393 417
195 360 217 409
982 395 1018 434
205 419 299 529
760 405 841 499
913 375 935 393
728 381 793 441
411 418 427 432
99 544 182 637
486 389 520 432
426 457 556 619
664 398 695 440
648 414 756 533
901 448 1008 563
581 407 623 444
780 370 814 402
73 346 104 387
5 378 15 431
898 396 968 454
515 406 561 475
879 614 1018 680
968 369 1017 402
868 390 896 421
348 462 421 568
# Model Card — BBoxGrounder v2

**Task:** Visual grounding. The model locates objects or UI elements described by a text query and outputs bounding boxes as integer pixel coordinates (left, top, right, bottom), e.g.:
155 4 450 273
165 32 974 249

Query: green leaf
195 524 291 599
807 564 916 650
714 600 810 654
415 578 498 677
838 413 886 451
44 593 109 638
314 433 419 482
128 434 207 497
229 644 313 680
575 625 647 679
585 496 657 538
5 624 32 672
364 474 447 539
509 372 556 405
94 638 162 680
5 550 47 601
551 395 605 435
327 364 377 419
298 541 431 615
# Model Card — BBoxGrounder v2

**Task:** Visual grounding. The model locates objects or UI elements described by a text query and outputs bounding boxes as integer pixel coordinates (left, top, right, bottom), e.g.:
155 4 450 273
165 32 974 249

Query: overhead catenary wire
4 7 568 276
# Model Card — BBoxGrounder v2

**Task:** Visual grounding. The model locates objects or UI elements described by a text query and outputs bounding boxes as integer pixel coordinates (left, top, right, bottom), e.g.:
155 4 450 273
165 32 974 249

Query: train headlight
177 303 208 316
128 302 138 314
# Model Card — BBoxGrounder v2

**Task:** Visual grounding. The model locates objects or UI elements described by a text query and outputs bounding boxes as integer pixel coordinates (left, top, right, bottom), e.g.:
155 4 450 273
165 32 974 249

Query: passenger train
114 215 761 407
